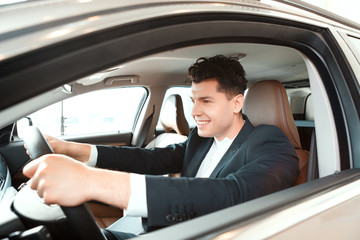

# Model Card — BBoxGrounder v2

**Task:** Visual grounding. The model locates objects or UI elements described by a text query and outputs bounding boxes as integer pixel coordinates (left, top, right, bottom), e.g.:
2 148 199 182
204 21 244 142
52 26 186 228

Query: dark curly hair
187 55 247 98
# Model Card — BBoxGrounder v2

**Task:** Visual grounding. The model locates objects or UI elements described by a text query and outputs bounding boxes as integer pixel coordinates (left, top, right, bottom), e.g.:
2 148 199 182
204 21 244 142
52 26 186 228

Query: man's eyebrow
198 96 214 100
190 96 214 101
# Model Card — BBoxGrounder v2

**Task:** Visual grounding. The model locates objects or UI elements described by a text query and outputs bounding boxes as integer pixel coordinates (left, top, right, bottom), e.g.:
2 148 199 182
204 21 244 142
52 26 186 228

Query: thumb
23 158 42 178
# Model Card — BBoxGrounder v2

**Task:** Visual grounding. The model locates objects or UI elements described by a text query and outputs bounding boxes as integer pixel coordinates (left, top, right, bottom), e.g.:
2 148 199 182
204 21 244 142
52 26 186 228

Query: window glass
19 87 147 137
157 87 196 130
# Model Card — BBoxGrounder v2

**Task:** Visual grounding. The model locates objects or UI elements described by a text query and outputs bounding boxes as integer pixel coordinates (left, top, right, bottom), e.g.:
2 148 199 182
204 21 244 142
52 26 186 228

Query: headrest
243 80 302 149
160 94 190 136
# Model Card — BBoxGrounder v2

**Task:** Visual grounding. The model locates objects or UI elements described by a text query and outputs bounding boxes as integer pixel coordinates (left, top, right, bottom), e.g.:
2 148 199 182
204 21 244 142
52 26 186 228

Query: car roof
1 0 360 61
75 43 307 87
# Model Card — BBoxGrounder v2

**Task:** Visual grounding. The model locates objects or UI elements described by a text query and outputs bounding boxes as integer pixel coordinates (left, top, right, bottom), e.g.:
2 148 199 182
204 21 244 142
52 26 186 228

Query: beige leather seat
89 202 123 228
243 80 309 185
146 94 190 148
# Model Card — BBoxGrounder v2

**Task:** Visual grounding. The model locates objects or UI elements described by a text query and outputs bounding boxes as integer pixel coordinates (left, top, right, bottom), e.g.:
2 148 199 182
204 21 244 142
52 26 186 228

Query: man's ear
233 94 244 113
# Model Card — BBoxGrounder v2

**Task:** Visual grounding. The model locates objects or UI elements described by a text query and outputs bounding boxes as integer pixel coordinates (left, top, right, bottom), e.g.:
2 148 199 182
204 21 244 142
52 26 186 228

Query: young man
23 55 299 239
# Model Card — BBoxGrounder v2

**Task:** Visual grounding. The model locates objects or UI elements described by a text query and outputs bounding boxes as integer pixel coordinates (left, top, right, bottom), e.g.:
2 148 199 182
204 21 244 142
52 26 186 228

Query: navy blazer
96 117 299 229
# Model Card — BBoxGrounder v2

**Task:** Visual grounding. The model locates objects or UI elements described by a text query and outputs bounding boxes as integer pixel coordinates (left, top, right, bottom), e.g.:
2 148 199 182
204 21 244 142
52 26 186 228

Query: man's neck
214 115 245 141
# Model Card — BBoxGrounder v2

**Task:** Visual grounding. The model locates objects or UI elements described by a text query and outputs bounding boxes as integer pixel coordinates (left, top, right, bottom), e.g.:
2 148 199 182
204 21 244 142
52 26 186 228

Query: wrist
68 142 91 164
87 168 130 209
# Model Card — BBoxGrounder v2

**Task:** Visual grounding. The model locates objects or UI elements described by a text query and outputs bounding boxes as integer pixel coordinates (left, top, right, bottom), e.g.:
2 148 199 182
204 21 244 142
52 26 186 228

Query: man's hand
23 154 93 206
22 154 131 209
44 135 69 155
24 134 92 164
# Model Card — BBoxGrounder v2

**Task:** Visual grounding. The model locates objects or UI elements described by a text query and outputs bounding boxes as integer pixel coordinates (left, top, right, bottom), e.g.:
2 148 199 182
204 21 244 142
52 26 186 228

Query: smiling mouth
196 120 210 126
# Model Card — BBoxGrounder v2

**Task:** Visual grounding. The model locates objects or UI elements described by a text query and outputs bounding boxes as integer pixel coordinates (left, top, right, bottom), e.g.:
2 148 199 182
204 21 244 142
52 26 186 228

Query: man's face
190 78 244 141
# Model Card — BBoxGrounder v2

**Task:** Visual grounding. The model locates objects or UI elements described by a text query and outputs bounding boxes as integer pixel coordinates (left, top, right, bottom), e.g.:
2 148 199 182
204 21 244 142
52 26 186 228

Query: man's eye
203 100 210 103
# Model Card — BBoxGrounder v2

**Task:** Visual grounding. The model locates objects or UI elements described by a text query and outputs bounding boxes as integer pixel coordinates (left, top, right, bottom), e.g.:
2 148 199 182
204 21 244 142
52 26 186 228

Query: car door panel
64 132 133 147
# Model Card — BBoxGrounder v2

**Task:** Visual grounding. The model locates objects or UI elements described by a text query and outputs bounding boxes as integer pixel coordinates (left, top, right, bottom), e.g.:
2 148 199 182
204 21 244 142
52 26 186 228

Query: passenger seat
146 94 190 148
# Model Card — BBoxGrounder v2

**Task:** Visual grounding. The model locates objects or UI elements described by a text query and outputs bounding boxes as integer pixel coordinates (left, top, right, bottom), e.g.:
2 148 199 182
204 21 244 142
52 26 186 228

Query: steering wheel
13 126 106 240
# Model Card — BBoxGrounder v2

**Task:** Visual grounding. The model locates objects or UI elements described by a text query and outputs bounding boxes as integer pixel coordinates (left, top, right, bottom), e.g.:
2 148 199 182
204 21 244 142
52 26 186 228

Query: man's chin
197 129 212 138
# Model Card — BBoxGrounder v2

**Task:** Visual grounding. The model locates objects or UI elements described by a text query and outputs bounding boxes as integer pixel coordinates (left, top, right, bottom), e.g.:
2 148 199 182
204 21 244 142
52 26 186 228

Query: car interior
1 41 324 237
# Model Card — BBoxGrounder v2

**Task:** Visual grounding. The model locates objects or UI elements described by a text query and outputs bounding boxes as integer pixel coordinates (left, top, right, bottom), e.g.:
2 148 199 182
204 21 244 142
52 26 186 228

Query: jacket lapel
209 118 255 178
183 137 214 177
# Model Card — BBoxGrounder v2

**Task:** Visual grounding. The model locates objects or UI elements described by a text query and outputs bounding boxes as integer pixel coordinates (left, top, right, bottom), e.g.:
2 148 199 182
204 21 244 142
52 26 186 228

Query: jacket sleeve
144 125 299 229
95 140 187 175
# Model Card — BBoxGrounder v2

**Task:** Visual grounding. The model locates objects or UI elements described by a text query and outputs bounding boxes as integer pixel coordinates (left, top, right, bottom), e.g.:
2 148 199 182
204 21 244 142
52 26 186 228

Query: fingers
23 156 49 195
22 155 59 204
23 155 52 190
43 134 64 155
21 155 89 206
23 144 32 158
23 157 42 178
26 150 31 158
43 134 54 142
28 160 48 192
44 134 60 145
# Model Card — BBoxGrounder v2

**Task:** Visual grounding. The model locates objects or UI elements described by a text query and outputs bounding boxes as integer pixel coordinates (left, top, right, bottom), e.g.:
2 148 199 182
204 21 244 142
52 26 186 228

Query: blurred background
302 0 360 23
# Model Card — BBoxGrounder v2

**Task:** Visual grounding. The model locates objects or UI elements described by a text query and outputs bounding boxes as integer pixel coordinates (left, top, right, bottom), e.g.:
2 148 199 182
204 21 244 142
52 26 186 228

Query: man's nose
191 101 201 117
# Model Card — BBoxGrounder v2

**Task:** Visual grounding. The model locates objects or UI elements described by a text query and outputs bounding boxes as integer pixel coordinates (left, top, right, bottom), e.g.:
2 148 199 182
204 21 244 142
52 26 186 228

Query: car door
0 0 360 239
